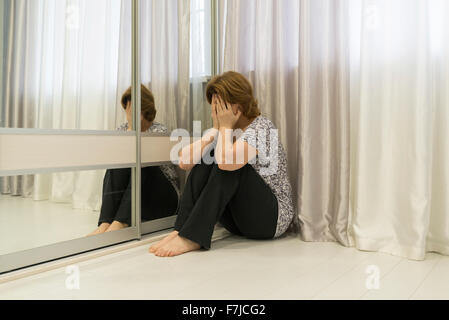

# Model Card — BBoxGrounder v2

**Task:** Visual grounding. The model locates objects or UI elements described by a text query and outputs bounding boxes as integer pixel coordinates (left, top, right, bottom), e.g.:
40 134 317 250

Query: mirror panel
0 0 131 131
0 0 140 273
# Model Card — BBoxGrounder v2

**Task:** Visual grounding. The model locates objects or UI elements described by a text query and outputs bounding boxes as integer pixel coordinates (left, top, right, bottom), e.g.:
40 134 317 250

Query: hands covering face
211 94 242 129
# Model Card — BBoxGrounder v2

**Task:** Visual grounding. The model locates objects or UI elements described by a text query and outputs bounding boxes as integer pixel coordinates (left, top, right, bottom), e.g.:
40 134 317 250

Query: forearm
179 128 218 170
215 127 235 165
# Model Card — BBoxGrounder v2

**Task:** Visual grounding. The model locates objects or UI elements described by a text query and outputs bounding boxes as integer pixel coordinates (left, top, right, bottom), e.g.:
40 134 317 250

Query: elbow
178 161 192 171
178 151 191 171
178 162 187 171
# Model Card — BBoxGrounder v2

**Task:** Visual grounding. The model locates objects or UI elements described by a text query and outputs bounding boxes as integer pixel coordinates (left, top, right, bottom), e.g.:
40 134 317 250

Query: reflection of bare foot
149 231 179 253
105 221 129 232
154 235 201 257
87 223 110 236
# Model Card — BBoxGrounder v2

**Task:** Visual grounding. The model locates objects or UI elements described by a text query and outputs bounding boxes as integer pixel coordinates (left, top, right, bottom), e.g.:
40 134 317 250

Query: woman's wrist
202 127 219 143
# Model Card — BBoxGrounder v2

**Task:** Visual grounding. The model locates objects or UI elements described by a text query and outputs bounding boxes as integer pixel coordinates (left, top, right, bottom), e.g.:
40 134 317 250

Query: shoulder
247 115 276 132
257 115 276 129
117 123 129 131
239 116 272 144
149 122 168 134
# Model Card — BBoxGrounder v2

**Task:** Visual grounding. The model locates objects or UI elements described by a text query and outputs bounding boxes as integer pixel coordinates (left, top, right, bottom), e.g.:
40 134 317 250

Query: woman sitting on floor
149 71 294 257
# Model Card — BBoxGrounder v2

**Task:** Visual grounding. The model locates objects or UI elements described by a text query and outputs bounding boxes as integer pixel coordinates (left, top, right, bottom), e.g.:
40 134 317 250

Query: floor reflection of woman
88 85 180 236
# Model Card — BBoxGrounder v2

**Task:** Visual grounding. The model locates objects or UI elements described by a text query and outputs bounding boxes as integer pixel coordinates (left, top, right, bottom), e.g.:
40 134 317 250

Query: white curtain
349 0 449 260
116 0 190 132
139 0 191 132
220 0 303 235
1 0 190 211
190 0 212 131
220 0 449 260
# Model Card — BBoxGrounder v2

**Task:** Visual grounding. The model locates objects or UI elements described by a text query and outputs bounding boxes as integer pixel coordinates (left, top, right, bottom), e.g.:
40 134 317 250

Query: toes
163 248 171 257
155 247 168 257
149 241 163 253
168 250 177 257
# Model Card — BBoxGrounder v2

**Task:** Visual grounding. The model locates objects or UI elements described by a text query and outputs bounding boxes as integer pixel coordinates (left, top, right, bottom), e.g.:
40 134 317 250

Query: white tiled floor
0 234 448 300
0 194 99 255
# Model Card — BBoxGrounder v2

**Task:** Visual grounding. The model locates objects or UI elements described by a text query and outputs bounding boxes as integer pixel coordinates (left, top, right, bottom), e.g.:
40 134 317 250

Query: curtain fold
220 0 449 260
127 0 191 132
1 0 39 197
349 0 449 260
297 0 351 245
190 0 212 131
219 0 350 241
219 0 302 233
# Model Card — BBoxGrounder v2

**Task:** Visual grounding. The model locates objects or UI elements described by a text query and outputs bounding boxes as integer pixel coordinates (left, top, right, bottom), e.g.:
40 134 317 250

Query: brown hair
121 84 157 122
206 71 260 119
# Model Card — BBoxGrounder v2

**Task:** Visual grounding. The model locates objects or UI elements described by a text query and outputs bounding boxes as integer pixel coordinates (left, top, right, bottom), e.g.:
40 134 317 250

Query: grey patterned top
118 122 181 199
237 116 295 238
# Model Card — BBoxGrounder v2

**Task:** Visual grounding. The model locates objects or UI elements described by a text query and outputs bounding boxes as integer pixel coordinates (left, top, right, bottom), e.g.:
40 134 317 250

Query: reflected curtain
219 0 449 260
190 0 212 131
115 0 191 132
1 0 124 209
136 0 190 132
0 0 190 211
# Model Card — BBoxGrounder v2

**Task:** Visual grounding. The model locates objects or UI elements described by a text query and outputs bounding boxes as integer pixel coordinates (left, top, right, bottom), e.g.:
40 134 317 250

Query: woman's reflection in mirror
87 85 180 236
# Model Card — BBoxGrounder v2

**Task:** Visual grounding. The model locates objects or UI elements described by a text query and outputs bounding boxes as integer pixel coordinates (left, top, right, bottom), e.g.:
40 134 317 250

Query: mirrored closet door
0 0 141 274
0 0 219 274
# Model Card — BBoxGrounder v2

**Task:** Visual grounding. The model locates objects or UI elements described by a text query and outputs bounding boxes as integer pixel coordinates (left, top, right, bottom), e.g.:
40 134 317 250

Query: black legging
174 161 279 249
98 166 179 226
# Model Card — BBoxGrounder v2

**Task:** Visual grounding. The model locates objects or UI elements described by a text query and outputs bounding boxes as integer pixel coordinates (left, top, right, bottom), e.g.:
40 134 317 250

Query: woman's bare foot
149 231 179 253
87 223 110 236
154 235 201 257
105 220 129 232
